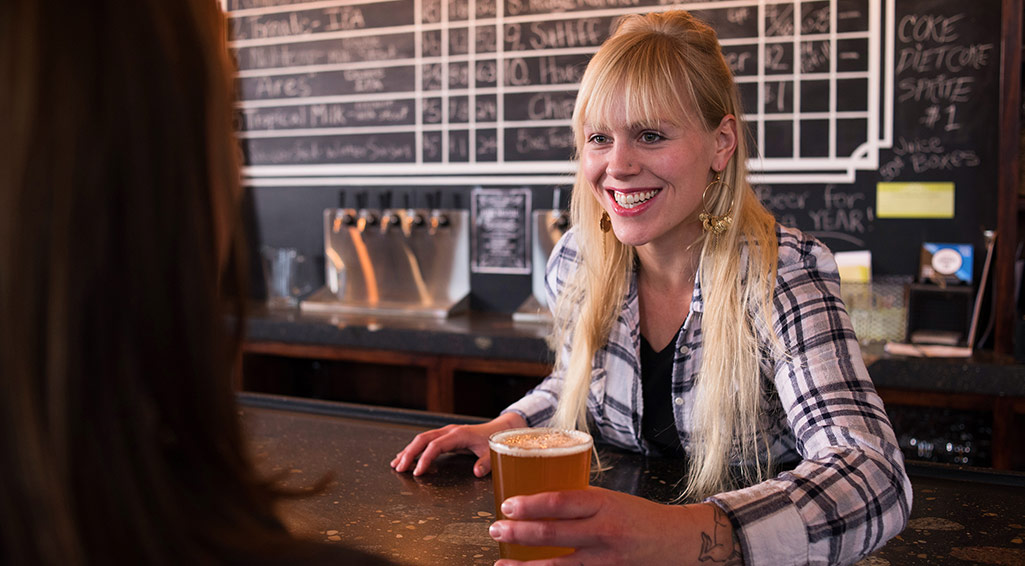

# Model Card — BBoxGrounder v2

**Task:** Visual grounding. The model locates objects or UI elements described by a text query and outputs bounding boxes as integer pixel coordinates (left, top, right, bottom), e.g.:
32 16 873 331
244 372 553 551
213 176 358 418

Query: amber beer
488 427 592 560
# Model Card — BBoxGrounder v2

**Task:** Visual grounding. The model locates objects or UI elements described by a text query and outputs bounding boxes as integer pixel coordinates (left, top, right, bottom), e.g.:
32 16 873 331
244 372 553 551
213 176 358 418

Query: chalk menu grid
227 0 893 186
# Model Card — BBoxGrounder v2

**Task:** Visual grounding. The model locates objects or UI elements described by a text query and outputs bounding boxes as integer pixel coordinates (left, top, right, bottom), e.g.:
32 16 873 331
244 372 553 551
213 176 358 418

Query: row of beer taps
336 190 457 234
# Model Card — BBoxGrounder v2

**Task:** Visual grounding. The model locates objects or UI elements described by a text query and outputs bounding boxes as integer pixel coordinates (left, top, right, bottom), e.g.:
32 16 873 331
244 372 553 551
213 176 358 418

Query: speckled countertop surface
245 308 1025 396
240 393 1025 566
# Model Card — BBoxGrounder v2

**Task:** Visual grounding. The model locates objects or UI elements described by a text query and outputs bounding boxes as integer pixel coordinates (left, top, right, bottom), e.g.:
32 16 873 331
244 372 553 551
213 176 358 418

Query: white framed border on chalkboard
223 0 897 185
470 187 531 275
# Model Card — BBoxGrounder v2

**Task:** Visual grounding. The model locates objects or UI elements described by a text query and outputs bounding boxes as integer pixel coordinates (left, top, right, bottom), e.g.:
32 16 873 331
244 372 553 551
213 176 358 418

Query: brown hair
0 1 377 564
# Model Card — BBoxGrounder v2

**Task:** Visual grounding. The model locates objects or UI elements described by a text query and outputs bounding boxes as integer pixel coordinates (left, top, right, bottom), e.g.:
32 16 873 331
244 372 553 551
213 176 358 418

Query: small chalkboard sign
471 188 531 274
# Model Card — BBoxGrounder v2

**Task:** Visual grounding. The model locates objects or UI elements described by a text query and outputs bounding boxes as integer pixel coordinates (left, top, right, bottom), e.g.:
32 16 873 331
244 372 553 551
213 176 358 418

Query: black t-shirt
640 332 686 457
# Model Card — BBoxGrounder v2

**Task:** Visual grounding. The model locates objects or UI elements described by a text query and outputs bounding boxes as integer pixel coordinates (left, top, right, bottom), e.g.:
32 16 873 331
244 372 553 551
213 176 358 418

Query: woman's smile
607 188 663 213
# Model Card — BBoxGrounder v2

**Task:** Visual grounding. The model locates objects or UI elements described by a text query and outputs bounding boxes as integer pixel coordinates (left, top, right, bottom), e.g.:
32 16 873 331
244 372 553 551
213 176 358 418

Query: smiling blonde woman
393 10 911 566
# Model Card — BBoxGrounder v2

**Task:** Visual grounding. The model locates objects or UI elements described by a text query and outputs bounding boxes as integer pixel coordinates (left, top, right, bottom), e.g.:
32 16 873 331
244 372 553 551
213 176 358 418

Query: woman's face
581 96 736 252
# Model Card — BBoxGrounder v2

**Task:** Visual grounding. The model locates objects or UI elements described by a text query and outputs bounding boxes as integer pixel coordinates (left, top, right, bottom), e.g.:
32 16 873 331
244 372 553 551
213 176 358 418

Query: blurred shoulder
775 224 838 277
546 226 583 277
550 226 581 262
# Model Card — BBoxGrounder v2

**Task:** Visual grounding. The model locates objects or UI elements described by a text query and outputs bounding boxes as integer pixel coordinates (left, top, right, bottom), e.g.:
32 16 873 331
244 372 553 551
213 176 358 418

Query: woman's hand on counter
390 412 527 477
489 488 742 566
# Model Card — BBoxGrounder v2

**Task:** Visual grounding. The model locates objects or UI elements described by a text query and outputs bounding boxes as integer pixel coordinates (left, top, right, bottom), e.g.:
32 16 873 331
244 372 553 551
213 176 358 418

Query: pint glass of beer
488 427 593 560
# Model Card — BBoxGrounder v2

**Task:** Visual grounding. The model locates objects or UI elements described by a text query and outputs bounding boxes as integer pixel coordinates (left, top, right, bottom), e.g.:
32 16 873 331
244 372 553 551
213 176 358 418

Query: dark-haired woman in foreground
0 1 390 564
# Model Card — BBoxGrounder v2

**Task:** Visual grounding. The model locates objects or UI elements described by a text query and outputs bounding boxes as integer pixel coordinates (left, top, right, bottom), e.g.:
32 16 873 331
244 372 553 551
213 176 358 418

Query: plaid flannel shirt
503 225 912 566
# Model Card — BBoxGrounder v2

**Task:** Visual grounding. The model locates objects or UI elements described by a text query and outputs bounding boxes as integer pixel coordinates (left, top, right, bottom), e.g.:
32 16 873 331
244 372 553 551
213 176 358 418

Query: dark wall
232 0 1001 312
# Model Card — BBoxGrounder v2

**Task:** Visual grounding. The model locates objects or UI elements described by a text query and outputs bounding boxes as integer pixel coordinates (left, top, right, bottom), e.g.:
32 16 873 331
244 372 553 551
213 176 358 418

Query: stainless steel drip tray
512 294 553 324
299 287 469 319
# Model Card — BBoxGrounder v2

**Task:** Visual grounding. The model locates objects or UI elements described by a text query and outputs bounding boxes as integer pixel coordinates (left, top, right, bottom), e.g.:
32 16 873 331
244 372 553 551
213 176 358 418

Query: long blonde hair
549 10 781 500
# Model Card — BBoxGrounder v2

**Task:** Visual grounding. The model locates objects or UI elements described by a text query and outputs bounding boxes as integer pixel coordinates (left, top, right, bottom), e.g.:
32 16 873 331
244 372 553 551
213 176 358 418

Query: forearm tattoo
697 505 743 565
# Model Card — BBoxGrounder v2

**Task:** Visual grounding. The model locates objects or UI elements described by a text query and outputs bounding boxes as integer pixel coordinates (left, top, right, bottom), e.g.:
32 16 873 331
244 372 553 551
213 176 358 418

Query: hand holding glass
488 428 592 560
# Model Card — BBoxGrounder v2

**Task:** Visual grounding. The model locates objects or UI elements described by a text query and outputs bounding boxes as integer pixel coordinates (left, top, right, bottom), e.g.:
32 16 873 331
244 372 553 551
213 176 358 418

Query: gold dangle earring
599 211 612 254
699 173 734 235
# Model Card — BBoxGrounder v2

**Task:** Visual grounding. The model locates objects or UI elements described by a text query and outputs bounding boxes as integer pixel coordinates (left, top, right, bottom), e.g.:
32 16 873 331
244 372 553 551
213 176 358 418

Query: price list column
418 0 500 166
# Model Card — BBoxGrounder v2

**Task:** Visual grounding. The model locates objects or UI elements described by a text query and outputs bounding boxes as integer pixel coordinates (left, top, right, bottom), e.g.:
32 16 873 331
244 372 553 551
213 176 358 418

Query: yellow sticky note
876 182 954 218
838 264 871 283
834 250 872 284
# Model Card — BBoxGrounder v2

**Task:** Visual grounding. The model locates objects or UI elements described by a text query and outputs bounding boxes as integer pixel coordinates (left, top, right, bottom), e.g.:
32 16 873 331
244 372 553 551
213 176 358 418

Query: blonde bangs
573 31 705 149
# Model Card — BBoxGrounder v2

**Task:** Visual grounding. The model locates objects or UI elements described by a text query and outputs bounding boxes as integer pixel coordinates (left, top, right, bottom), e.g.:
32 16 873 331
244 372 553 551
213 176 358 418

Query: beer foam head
489 428 592 457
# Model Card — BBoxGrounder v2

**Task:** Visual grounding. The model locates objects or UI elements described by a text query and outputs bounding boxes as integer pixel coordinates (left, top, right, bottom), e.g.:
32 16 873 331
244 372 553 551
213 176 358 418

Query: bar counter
245 306 1025 396
246 307 553 364
240 393 1025 566
244 308 1025 469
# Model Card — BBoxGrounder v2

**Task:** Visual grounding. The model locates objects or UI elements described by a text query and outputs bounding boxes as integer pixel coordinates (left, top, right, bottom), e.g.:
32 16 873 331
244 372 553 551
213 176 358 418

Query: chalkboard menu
748 0 999 274
228 0 1001 279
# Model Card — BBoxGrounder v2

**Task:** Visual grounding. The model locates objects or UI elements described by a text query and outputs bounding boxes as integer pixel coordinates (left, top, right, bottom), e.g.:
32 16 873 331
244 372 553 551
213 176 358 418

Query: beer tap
405 193 426 229
434 191 450 227
553 188 569 230
357 192 377 232
427 192 447 233
380 191 400 232
339 191 356 228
